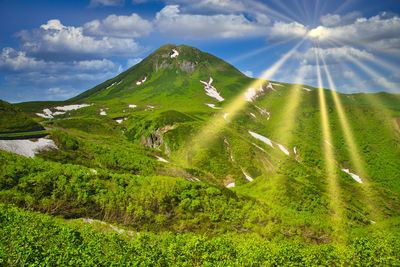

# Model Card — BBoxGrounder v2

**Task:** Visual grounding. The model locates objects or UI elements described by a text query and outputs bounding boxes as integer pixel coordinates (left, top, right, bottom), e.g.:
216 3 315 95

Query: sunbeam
180 40 305 165
314 45 344 232
319 49 379 222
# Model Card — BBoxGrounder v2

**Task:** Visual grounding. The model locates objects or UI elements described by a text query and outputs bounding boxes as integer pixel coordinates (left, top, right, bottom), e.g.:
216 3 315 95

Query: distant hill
0 99 44 133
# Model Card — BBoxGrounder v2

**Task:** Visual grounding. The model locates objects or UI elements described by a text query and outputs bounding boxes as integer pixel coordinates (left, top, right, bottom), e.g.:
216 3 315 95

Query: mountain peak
70 44 246 102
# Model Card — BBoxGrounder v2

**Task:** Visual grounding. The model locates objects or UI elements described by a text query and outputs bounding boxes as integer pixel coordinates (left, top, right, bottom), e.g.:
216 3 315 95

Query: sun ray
319 48 380 221
314 45 344 232
179 40 305 164
271 67 306 146
269 0 304 23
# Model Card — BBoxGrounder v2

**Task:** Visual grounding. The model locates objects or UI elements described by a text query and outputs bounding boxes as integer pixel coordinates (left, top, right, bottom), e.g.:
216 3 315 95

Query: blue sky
0 0 399 102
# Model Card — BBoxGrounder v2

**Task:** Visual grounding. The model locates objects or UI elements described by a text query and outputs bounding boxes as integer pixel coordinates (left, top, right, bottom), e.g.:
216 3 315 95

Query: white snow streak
136 76 147 85
244 85 264 102
303 87 312 92
200 77 224 102
254 105 270 120
226 182 235 188
277 144 290 155
171 49 179 58
0 138 57 158
156 156 168 163
293 146 297 154
223 113 230 121
271 83 284 87
266 82 276 91
242 170 253 182
55 104 91 111
250 112 256 118
100 109 107 115
204 103 222 109
128 104 137 108
252 142 266 152
248 131 273 148
341 168 363 183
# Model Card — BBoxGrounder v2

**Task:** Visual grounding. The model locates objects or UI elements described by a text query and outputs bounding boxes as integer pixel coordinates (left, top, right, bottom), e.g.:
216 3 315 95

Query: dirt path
45 125 106 145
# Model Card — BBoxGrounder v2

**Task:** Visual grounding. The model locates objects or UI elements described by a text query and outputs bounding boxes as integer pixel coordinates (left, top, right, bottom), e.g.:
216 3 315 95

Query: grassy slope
2 44 400 263
0 100 43 132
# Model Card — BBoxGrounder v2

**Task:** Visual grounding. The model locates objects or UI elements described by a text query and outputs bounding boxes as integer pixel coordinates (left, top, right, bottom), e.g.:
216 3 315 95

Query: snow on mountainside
200 77 224 102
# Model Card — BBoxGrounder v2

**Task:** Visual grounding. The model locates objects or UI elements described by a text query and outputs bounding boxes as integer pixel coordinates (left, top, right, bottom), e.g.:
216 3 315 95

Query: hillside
1 44 400 264
0 100 43 133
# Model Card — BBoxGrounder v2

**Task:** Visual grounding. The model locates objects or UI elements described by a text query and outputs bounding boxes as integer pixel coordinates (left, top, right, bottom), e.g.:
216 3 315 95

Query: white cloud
308 14 400 53
155 5 266 39
296 47 374 65
267 21 307 41
17 19 143 60
83 13 153 38
89 0 125 7
320 11 361 27
0 48 45 72
0 47 120 73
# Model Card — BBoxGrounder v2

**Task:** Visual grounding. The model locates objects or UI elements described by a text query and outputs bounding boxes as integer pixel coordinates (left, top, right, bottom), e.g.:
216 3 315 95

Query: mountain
2 44 400 265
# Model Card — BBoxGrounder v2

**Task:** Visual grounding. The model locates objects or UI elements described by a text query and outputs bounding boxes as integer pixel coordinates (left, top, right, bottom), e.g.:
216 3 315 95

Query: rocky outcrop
139 124 176 154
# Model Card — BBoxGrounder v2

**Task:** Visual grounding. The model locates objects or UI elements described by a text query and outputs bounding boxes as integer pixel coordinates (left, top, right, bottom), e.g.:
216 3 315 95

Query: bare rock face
179 60 197 73
139 125 176 154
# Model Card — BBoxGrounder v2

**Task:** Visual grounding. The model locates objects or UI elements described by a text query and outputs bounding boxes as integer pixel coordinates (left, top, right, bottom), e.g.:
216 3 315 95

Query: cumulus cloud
16 19 143 60
320 11 361 27
267 21 307 41
0 47 120 73
155 5 266 39
89 0 125 7
83 13 153 38
296 47 374 65
308 13 400 52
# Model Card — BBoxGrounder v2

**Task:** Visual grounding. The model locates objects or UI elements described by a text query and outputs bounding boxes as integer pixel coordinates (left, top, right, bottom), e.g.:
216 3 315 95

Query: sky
0 0 399 103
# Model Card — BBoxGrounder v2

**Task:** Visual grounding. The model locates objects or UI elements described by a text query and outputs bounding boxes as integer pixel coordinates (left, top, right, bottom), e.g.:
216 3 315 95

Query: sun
307 25 326 40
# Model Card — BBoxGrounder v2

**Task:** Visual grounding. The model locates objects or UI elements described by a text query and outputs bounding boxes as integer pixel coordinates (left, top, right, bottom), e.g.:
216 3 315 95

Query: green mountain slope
2 44 400 263
0 99 43 133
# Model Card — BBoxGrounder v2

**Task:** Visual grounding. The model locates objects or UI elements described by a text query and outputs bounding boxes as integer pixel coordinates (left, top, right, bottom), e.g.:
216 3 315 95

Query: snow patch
36 108 54 118
277 144 290 156
223 113 230 121
115 118 127 124
55 104 91 111
266 82 276 91
156 156 168 163
52 111 66 116
250 113 256 118
204 103 222 109
136 76 147 85
254 105 270 120
200 77 224 102
252 142 266 152
242 170 253 182
341 168 363 183
272 83 284 87
0 138 57 158
170 49 179 58
303 87 312 92
244 85 264 102
226 182 235 188
248 131 273 148
128 104 137 108
100 109 107 116
82 218 134 236
106 82 117 89
145 105 155 110
293 146 297 154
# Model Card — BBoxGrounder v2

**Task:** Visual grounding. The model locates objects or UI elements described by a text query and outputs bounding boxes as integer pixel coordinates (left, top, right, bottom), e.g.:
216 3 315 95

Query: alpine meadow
1 0 400 266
